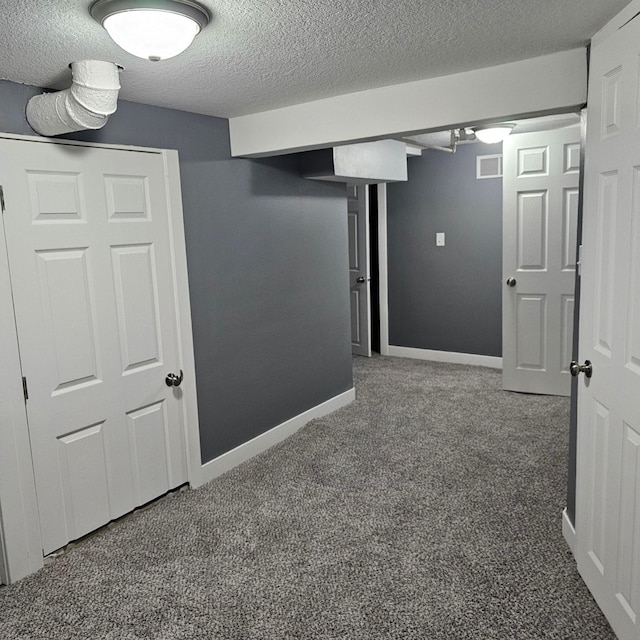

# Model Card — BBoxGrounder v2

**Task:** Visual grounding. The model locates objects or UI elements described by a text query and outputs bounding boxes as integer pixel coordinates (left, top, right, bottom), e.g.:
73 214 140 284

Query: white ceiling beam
229 48 587 158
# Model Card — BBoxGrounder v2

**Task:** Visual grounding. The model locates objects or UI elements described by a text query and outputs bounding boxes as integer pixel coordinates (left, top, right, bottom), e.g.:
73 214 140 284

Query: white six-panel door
0 138 188 555
575 12 640 640
348 184 371 357
502 128 580 396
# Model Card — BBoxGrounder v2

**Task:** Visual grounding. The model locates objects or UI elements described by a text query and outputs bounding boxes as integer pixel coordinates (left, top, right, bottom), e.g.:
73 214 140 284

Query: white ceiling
0 0 630 119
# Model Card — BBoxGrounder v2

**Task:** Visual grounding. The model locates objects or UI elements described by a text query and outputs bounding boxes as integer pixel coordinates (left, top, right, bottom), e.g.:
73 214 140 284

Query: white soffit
0 0 631 119
229 49 587 157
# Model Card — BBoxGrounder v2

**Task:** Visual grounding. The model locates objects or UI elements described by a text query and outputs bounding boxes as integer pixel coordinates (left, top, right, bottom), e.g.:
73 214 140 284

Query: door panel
111 244 162 372
57 422 111 542
105 174 150 221
27 170 85 222
594 172 617 357
518 145 548 176
584 401 610 575
0 139 187 555
503 127 580 395
516 295 546 370
36 248 101 392
350 290 361 344
517 191 547 269
575 11 640 639
126 401 171 506
564 142 581 174
616 422 640 620
562 188 579 270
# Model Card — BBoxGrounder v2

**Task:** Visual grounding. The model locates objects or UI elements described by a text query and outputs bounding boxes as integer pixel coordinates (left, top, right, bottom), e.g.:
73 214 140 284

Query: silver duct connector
26 60 121 136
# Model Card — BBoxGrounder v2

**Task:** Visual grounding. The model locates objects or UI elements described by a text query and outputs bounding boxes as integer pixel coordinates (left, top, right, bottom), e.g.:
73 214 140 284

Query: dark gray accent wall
0 80 353 463
386 143 503 356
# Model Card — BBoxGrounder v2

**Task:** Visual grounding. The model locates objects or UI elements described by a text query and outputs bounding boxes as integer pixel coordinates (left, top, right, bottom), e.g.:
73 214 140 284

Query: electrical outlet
436 232 445 247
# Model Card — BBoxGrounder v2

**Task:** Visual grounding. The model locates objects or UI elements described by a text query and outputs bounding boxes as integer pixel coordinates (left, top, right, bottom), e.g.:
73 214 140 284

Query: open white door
574 9 640 640
0 138 189 556
502 128 580 395
348 184 371 357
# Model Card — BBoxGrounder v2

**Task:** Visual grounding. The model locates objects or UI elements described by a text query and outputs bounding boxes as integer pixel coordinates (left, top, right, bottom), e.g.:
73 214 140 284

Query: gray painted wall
0 80 353 463
386 143 503 356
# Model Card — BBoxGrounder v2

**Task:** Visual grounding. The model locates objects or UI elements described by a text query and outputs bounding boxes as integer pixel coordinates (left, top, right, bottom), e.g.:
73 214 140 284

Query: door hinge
22 376 28 401
0 186 5 213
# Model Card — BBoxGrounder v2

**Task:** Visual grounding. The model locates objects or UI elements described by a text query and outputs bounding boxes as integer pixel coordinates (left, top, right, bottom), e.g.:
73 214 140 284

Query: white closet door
0 138 188 555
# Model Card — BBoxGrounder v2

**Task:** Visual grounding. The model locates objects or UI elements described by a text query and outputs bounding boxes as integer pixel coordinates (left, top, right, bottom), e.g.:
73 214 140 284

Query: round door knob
506 277 517 287
569 360 592 378
165 369 184 387
356 276 366 283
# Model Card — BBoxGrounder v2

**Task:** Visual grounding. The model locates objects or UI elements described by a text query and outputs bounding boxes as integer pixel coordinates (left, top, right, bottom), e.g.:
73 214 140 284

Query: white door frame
377 184 391 356
0 133 202 584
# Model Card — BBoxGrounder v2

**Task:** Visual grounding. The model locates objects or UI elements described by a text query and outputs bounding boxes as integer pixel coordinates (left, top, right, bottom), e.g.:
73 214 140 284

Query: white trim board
0 131 169 155
387 346 503 369
199 388 356 486
562 507 576 555
377 184 390 356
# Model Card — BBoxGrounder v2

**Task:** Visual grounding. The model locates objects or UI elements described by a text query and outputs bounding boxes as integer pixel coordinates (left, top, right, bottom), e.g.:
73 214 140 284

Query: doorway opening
363 111 585 528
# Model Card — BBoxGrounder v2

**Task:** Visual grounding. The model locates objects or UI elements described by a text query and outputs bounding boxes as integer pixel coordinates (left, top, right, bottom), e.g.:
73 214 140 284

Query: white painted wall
229 48 587 157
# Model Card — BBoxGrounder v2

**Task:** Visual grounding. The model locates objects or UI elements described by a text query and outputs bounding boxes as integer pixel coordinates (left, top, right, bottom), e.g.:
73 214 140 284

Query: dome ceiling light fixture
473 123 516 144
91 0 211 62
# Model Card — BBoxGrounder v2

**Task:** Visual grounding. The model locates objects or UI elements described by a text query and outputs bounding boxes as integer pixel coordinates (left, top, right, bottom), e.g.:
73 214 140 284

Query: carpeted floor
0 356 616 639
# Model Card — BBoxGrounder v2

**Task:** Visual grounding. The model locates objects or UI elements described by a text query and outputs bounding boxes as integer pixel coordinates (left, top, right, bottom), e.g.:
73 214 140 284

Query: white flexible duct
26 60 121 136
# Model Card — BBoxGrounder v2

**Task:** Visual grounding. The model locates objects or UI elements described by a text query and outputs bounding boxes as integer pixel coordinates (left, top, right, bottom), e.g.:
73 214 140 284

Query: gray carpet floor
0 355 616 639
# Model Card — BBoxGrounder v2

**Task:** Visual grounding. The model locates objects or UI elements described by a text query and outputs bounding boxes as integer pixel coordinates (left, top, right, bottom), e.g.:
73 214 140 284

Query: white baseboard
198 388 356 487
562 507 576 554
387 346 503 369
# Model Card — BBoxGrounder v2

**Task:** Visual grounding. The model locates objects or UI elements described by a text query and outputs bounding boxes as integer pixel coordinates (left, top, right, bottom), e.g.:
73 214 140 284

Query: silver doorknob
356 276 366 283
506 277 517 287
165 369 184 387
570 360 592 378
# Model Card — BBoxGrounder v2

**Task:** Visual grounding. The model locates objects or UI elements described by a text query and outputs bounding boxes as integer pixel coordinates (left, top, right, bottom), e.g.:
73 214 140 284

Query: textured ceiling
0 0 630 118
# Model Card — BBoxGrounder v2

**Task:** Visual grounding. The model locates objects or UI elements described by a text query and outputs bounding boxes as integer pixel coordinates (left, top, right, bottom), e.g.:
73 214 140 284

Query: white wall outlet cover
436 232 445 246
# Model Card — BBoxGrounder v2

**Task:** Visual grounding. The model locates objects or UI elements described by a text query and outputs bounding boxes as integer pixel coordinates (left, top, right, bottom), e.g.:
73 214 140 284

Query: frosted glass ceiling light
473 124 516 144
91 0 210 61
